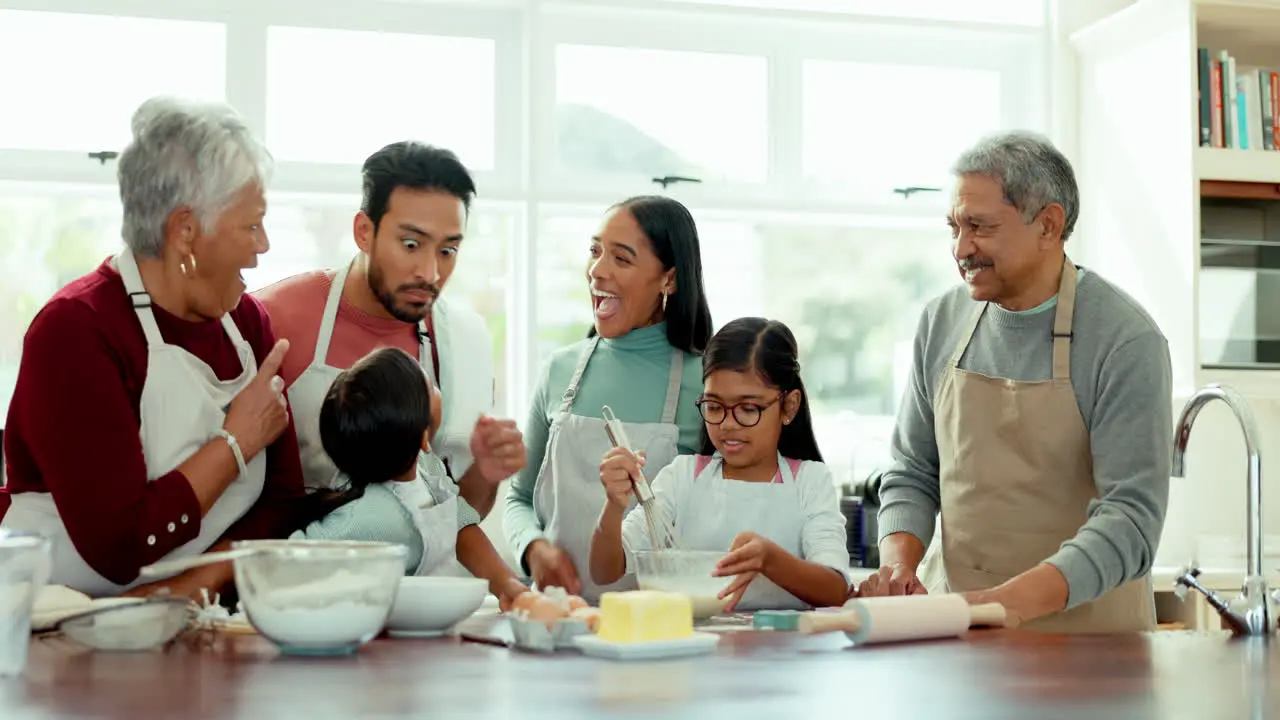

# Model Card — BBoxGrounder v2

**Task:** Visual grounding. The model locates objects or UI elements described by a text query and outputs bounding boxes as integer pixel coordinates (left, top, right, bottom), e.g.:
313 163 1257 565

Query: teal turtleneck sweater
504 322 704 572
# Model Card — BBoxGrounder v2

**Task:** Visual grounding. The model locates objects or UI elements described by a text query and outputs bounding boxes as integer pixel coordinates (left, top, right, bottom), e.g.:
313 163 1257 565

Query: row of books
1197 48 1280 151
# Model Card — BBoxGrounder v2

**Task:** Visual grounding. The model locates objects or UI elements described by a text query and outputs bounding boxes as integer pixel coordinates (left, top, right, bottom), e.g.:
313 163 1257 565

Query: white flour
251 569 387 609
244 569 394 649
247 601 389 648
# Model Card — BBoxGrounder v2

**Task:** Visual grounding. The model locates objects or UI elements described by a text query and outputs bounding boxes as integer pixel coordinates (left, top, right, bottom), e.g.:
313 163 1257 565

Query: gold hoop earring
181 254 198 278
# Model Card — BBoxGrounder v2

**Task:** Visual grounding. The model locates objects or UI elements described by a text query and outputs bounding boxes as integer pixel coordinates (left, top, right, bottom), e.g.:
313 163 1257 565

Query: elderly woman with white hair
0 96 308 599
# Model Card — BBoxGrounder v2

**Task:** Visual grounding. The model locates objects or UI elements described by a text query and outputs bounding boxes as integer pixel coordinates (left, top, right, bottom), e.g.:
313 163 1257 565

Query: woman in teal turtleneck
504 195 713 602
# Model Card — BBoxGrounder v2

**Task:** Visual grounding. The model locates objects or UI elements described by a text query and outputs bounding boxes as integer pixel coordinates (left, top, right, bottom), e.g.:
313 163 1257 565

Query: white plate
573 632 719 660
387 628 447 639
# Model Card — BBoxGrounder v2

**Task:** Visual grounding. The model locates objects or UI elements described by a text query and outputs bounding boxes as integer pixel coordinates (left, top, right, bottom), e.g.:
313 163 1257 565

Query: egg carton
506 614 593 653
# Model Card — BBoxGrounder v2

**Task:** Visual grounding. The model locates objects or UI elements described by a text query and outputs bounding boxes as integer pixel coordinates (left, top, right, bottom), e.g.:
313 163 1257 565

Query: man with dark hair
256 141 528 598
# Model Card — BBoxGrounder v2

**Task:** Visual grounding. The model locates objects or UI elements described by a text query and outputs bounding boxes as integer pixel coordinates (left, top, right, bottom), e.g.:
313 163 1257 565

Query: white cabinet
1070 0 1280 585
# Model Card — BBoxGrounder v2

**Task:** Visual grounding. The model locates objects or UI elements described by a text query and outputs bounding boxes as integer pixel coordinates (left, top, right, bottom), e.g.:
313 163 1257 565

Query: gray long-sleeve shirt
878 266 1172 609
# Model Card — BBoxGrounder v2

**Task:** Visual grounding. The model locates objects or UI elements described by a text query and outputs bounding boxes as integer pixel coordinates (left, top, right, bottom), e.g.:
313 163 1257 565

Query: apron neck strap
694 454 718 480
760 452 794 484
115 250 166 348
557 336 599 414
314 260 352 366
317 257 430 377
947 255 1079 378
114 250 246 350
950 304 986 370
554 338 683 422
659 350 684 425
698 452 794 484
418 317 436 386
1050 256 1079 380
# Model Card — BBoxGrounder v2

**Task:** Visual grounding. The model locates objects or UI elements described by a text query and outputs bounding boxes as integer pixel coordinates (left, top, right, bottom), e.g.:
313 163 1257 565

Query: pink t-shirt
253 270 439 387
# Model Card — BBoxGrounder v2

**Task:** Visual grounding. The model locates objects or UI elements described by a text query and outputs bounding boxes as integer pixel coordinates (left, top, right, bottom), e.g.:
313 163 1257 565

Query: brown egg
527 597 569 627
511 591 542 615
570 607 601 632
566 595 589 612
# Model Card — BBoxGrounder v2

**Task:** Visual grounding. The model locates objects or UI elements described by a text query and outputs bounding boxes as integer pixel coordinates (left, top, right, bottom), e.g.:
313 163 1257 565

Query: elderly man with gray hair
1 96 308 600
855 131 1173 633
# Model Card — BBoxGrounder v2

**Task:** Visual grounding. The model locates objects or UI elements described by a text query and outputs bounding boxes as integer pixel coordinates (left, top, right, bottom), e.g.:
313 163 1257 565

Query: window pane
0 184 123 413
536 214 595 365
533 213 778 365
708 218 958 486
653 0 1044 25
802 60 1003 200
535 208 959 487
555 45 768 182
244 195 514 415
266 27 496 169
0 11 226 152
0 188 512 419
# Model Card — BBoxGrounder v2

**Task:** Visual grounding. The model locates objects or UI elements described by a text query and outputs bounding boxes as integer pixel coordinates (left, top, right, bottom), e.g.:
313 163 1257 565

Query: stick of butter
596 591 693 644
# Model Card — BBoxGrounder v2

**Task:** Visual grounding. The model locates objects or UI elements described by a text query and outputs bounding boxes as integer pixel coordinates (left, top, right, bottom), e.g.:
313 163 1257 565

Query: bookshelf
1196 147 1280 181
1070 0 1280 597
1196 3 1280 152
1071 0 1280 394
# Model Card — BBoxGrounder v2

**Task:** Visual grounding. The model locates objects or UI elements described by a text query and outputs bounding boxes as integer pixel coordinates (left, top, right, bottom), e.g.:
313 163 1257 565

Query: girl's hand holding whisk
599 447 646 509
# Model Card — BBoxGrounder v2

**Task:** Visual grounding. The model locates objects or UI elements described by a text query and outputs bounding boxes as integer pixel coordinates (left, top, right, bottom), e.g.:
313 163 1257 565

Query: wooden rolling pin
798 594 1009 645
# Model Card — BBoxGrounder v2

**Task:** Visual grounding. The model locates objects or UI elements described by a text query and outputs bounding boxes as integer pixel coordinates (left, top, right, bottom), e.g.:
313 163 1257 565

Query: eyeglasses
695 394 783 428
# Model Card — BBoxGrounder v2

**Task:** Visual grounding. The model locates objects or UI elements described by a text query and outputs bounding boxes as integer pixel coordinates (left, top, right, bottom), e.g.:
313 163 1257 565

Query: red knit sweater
1 258 308 586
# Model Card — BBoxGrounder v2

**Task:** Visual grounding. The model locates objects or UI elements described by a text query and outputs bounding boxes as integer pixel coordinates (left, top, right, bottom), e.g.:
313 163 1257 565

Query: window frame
0 0 1050 426
0 0 525 199
532 1 1046 217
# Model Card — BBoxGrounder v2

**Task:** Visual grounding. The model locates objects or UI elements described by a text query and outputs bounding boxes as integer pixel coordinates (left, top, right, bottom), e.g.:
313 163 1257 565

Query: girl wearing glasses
588 317 851 612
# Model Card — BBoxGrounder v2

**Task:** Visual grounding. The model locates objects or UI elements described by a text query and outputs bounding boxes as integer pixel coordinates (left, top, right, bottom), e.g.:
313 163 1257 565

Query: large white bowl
231 539 407 656
385 576 488 637
633 549 732 618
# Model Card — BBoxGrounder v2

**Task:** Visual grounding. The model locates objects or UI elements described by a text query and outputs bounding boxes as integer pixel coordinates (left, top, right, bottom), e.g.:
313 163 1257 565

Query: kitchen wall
1159 387 1280 571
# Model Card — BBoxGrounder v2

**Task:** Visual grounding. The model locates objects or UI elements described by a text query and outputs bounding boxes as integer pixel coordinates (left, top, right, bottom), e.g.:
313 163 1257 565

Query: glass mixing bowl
231 540 407 656
0 530 51 676
632 549 733 618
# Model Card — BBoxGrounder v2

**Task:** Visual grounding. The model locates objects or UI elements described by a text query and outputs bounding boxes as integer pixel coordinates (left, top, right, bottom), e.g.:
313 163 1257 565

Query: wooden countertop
4 612 1278 719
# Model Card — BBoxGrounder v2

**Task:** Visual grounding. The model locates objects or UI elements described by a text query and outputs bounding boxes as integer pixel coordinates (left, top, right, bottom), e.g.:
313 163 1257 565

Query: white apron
676 454 809 612
532 336 684 603
0 250 266 597
916 257 1156 633
286 257 465 576
386 451 463 576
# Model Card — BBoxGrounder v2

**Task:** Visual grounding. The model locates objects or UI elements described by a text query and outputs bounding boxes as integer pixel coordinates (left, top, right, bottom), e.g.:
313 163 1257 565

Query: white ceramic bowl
386 576 488 637
633 549 732 618
231 539 407 656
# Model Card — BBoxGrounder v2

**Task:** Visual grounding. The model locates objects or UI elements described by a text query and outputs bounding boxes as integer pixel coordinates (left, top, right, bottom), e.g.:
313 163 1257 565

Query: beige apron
918 257 1155 634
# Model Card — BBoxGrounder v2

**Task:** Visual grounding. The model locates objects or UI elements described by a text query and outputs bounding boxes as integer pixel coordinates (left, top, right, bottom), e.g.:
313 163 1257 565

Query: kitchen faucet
1170 383 1277 636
